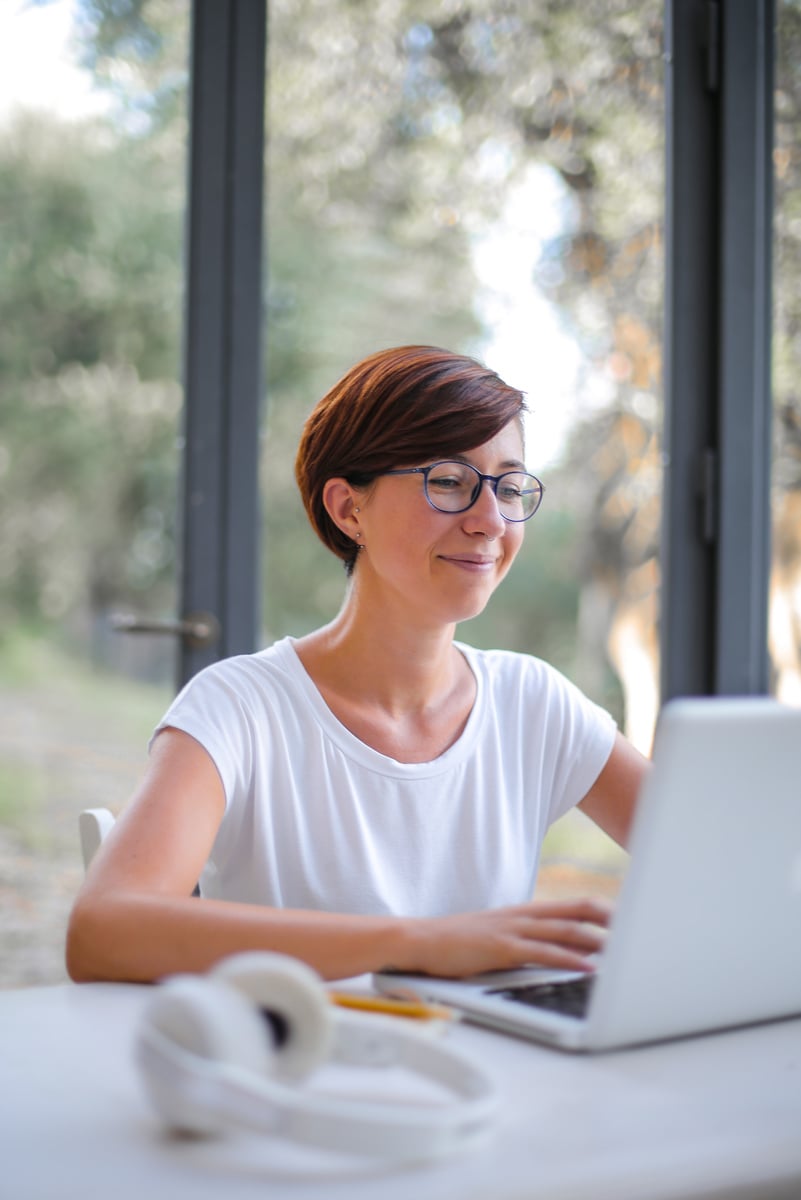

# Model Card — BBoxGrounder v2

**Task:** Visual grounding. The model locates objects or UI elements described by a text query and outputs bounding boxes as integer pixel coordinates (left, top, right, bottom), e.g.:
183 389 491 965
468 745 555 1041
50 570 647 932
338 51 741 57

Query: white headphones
135 952 497 1161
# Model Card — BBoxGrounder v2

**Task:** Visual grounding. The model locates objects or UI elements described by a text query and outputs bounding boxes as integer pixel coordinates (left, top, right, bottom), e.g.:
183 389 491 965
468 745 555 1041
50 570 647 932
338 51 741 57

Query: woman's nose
462 479 507 538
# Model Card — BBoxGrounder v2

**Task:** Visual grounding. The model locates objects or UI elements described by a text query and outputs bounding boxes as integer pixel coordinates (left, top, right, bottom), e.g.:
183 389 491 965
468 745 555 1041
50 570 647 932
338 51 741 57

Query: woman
66 345 649 984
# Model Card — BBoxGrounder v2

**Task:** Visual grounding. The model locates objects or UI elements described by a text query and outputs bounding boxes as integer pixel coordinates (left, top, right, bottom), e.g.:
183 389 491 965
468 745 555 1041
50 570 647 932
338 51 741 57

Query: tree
0 111 184 636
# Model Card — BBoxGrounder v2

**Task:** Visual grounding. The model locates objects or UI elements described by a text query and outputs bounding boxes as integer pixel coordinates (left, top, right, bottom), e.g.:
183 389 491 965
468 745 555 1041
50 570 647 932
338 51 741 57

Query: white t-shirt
154 637 616 916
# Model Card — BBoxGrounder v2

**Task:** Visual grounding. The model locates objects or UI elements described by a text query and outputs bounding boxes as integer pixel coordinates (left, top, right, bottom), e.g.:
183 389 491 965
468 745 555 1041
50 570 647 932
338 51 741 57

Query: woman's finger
521 918 608 953
524 897 615 926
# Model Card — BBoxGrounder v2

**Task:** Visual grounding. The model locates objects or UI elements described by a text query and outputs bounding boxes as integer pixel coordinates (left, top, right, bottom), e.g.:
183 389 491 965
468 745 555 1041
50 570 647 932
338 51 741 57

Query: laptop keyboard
486 973 596 1019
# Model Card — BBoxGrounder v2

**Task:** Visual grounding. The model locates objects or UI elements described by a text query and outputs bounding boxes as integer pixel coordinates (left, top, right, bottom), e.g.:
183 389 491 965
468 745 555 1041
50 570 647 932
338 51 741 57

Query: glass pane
264 1 664 897
0 1 189 986
772 0 801 707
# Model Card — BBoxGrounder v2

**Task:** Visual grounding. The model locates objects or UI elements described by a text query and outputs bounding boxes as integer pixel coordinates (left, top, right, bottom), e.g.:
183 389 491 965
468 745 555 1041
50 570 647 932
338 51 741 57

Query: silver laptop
374 696 801 1051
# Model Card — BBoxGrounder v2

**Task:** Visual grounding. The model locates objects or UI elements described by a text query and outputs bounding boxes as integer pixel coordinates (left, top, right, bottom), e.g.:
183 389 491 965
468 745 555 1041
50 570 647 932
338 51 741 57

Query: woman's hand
403 897 614 979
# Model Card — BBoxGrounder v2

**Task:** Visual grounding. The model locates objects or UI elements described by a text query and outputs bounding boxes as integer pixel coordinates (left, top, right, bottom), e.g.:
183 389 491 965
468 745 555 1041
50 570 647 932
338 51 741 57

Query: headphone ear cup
137 975 275 1136
210 952 333 1080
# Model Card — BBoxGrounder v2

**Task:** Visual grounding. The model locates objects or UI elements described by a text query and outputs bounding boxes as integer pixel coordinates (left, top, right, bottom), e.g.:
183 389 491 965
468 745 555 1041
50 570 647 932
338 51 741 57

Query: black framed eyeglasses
379 460 545 522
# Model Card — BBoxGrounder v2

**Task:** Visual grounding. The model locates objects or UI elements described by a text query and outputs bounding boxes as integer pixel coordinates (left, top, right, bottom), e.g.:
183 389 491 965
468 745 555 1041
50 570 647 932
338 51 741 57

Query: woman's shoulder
456 641 610 722
456 641 561 685
169 636 300 708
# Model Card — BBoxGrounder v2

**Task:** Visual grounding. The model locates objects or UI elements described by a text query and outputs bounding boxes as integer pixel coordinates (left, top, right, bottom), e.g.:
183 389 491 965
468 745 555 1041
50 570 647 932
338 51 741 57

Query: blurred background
1 0 799 986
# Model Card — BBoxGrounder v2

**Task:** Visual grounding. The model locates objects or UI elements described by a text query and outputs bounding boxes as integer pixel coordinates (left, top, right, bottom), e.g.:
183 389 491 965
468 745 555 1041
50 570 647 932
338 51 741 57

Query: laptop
373 696 801 1051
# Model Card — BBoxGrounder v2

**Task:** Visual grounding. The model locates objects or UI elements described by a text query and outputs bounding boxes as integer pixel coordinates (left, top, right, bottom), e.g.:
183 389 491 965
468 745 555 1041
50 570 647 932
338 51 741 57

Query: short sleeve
535 663 617 824
150 658 258 810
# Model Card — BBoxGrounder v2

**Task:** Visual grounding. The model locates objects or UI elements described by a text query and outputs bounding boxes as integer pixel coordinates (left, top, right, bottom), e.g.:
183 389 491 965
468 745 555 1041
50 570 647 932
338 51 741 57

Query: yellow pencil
328 990 455 1021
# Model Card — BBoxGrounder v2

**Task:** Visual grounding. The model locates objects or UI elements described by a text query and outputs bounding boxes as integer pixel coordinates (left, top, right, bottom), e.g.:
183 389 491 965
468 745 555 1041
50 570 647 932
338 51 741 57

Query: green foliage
0 97 185 629
0 628 171 857
0 624 170 733
0 114 183 378
0 761 43 836
74 0 189 135
1 364 179 625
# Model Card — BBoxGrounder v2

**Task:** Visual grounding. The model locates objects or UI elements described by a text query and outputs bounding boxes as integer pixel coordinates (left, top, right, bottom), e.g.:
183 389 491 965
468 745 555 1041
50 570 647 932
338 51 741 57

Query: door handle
110 610 221 649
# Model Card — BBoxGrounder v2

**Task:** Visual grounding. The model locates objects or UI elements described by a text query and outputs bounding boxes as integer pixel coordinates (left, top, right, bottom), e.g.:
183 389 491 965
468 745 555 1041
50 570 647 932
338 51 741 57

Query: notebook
373 696 801 1051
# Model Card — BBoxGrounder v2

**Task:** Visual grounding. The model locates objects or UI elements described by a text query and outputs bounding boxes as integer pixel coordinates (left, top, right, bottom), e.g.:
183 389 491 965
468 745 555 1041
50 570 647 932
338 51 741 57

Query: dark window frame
662 0 775 700
179 0 267 684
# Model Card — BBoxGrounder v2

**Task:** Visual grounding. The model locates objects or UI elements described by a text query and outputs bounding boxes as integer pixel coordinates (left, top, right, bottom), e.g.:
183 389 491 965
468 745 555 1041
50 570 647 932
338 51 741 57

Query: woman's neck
296 604 459 715
293 593 476 762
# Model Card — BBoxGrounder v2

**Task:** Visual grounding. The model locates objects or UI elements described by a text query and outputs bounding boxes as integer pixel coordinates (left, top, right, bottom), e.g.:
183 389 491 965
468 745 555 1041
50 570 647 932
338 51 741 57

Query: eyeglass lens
425 461 541 520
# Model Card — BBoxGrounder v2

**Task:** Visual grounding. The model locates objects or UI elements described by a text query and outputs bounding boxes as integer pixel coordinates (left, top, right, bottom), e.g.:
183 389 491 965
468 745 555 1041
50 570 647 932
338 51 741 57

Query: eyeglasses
379 460 544 522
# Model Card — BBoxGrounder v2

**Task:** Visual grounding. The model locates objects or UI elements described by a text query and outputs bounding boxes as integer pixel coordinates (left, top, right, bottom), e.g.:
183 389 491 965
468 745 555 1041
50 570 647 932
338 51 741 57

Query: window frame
179 0 267 685
661 0 774 700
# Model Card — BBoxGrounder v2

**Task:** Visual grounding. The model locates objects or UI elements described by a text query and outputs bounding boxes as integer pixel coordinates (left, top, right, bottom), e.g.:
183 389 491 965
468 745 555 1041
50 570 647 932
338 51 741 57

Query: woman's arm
66 728 404 982
577 730 651 849
66 728 618 984
66 728 413 983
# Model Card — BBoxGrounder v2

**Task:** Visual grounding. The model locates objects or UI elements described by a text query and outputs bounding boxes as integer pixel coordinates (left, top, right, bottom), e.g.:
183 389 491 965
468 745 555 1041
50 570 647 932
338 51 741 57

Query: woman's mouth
439 554 498 572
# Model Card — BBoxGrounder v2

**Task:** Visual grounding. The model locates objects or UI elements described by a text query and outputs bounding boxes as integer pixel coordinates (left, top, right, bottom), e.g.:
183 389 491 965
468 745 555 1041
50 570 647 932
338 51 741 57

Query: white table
1 981 800 1200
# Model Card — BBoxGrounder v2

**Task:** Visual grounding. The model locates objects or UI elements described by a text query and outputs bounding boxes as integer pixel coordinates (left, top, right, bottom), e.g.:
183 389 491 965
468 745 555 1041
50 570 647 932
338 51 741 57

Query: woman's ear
322 478 362 543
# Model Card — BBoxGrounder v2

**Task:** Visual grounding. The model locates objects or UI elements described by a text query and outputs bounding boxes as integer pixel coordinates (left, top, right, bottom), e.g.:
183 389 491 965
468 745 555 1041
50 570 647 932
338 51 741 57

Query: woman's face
352 419 529 628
